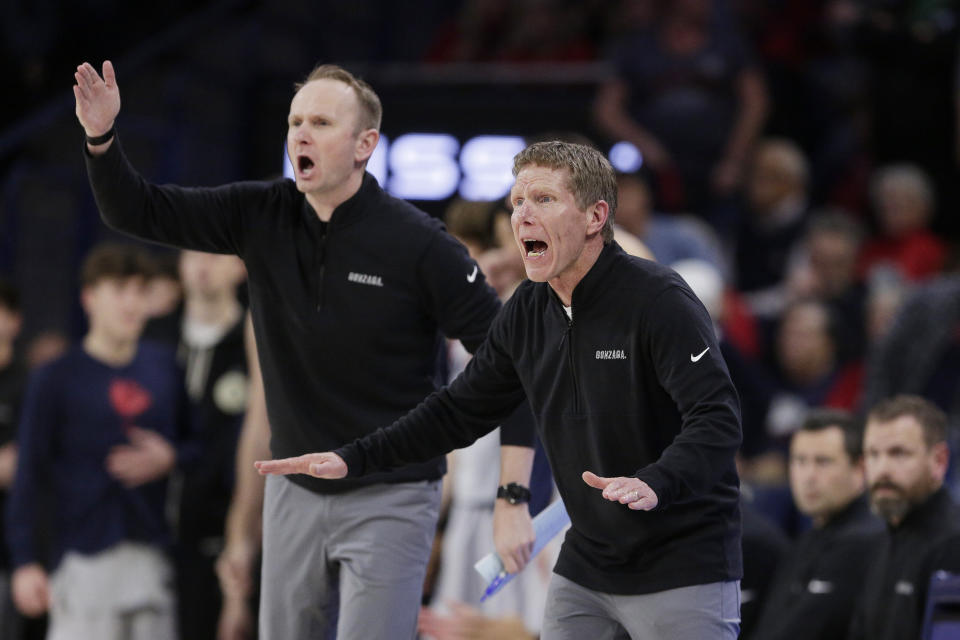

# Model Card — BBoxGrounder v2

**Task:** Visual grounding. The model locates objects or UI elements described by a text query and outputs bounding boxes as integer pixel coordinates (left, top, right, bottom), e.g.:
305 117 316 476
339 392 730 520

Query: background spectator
0 281 26 639
750 409 881 640
7 244 189 640
594 0 768 218
733 137 811 315
148 250 249 640
850 395 960 640
859 163 946 282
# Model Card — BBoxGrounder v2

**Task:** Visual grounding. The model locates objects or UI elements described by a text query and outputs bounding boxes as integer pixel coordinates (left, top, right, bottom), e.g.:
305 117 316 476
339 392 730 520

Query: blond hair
513 141 617 243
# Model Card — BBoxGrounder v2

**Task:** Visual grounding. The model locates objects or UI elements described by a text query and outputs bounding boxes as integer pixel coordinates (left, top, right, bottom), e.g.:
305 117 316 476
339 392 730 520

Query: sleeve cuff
333 443 364 478
633 464 672 511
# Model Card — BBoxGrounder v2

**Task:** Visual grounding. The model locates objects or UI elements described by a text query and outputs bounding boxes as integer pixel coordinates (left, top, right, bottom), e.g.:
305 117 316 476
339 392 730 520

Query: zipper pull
316 263 325 312
558 319 572 351
315 229 327 312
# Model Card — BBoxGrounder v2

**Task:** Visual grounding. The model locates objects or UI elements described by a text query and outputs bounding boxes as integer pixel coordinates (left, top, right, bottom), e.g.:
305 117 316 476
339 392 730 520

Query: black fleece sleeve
416 228 502 354
84 133 263 256
335 300 527 475
498 398 537 448
632 283 742 509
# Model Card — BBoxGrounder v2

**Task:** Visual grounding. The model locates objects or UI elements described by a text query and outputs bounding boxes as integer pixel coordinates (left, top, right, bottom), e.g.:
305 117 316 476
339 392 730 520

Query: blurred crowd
1 0 959 638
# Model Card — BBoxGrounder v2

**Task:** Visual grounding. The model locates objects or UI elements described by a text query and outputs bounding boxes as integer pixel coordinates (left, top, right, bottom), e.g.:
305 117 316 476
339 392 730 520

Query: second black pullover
849 487 960 640
85 136 503 493
750 494 883 640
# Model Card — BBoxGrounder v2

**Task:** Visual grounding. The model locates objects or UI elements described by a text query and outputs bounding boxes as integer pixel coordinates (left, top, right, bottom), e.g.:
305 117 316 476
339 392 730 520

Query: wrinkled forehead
510 164 573 196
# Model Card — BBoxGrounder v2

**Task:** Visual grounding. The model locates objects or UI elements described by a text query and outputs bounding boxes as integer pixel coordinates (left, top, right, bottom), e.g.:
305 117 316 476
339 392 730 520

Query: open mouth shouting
522 238 549 258
296 154 316 179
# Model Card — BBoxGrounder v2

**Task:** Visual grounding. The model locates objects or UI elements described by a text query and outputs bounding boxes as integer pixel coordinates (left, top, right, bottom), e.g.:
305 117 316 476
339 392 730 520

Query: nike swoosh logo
466 265 478 283
690 347 710 362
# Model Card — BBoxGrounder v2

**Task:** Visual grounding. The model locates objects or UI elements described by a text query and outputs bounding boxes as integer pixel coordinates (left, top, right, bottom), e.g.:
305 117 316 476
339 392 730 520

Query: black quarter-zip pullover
337 242 743 594
750 495 883 640
849 487 960 640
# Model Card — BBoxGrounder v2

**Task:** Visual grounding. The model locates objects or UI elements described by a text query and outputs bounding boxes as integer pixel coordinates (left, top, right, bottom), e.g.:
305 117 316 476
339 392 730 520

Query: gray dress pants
259 475 441 640
542 573 741 640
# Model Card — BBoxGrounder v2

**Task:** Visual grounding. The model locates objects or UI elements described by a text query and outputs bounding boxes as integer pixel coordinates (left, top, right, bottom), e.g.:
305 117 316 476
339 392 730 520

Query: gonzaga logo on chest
596 349 627 360
348 272 384 287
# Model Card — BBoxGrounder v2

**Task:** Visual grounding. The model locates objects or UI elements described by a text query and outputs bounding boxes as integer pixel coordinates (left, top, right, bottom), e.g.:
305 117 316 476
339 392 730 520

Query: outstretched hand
74 61 121 139
254 452 347 479
582 471 658 511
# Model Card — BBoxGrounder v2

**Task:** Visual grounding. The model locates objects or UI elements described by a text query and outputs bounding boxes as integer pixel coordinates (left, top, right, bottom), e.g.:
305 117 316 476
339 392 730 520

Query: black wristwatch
496 482 532 505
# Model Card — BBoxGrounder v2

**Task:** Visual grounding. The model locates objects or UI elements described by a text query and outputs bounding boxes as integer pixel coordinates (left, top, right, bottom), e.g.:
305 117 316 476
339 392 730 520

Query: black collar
892 486 957 533
301 172 381 231
823 493 877 535
560 241 626 312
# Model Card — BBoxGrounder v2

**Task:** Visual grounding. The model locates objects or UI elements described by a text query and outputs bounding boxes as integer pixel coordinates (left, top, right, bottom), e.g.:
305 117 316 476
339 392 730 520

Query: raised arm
75 60 258 256
74 61 120 156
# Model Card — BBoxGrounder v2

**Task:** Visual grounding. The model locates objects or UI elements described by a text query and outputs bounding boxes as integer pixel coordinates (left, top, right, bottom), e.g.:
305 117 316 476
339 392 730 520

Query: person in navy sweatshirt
257 140 744 640
6 243 191 640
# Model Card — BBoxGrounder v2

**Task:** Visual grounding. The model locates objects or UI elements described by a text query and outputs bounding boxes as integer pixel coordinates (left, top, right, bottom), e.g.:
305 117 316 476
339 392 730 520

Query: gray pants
542 573 741 640
259 475 441 640
46 543 175 640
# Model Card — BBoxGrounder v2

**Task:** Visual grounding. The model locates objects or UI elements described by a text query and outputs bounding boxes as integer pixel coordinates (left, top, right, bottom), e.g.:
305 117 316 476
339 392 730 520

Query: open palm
73 61 121 138
254 452 348 479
